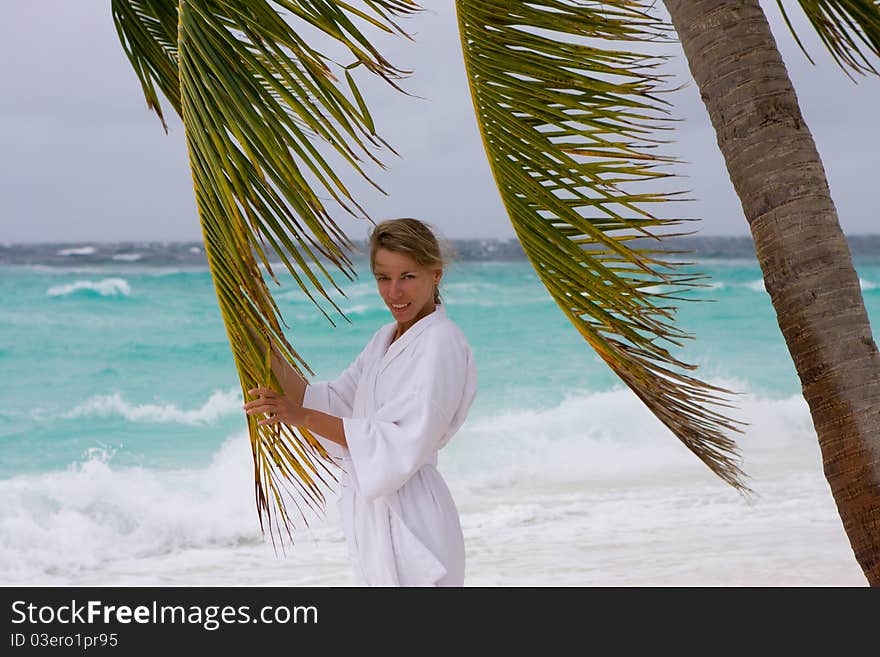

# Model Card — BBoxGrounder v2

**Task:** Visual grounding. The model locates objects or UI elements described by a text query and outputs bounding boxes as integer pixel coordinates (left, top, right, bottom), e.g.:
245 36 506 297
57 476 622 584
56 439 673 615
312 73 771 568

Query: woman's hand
243 386 306 427
245 386 348 447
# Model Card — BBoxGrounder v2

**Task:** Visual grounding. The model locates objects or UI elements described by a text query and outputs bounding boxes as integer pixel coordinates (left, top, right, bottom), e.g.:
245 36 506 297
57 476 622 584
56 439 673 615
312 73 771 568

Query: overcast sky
1 1 878 243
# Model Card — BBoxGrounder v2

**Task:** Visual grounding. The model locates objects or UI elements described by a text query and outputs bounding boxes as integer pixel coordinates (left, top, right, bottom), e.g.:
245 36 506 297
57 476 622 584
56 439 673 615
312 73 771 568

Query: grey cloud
1 0 877 242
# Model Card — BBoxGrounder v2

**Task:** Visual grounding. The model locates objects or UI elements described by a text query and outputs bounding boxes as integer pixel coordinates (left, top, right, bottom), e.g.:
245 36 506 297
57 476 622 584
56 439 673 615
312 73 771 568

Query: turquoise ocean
1 237 877 586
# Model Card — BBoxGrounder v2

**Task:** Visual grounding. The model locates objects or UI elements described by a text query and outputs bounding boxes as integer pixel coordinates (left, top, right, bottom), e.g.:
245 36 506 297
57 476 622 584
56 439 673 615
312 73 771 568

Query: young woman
243 219 478 586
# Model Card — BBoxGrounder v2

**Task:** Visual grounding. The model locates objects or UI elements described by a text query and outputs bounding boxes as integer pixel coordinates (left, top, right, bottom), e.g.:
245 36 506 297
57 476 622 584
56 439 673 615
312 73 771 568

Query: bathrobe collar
381 303 446 361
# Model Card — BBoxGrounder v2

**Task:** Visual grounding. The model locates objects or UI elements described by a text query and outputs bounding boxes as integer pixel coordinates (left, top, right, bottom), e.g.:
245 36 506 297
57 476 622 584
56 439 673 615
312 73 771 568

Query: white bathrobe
303 304 477 586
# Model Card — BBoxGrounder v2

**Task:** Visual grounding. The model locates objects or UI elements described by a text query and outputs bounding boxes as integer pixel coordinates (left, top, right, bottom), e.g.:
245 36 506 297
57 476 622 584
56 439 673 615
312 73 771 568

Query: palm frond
778 0 880 76
112 0 181 132
456 0 750 491
114 0 420 546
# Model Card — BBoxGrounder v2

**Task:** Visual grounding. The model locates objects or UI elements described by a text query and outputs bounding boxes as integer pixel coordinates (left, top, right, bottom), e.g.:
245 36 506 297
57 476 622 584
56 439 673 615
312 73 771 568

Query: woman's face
373 248 442 329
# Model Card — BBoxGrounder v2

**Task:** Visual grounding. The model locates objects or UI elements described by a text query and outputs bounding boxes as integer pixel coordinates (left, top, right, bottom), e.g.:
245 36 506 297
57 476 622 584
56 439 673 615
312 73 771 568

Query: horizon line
11 232 875 246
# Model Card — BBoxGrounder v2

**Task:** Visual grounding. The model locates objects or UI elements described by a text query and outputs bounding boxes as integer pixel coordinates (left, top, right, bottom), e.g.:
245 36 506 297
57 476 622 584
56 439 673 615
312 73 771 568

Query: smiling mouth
391 303 411 310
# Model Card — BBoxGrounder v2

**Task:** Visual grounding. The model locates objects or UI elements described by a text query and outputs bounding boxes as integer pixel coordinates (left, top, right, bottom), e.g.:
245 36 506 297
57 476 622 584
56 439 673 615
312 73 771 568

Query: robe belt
338 452 439 488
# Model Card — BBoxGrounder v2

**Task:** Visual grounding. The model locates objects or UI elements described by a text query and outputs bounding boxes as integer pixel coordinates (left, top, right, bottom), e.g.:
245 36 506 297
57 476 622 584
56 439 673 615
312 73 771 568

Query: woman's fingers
244 395 279 406
243 388 279 410
243 399 274 410
244 400 278 412
245 406 275 416
247 386 278 398
243 386 282 416
242 386 301 426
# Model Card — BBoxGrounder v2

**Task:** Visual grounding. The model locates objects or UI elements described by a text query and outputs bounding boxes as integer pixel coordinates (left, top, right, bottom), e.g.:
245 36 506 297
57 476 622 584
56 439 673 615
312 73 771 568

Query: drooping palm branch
112 0 420 547
455 0 753 490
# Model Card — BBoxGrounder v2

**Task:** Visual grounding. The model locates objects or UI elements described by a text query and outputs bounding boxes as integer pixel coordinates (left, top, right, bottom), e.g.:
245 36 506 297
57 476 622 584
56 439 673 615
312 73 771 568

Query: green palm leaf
455 0 750 491
113 0 181 131
113 0 420 546
778 0 880 76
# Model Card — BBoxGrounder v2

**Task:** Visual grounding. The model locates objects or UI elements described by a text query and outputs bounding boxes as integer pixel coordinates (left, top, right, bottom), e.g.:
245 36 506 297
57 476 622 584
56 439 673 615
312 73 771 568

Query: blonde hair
369 218 454 304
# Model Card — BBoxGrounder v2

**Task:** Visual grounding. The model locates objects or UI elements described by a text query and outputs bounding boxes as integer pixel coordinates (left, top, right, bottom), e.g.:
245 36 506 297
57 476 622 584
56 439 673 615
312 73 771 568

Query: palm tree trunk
664 0 880 585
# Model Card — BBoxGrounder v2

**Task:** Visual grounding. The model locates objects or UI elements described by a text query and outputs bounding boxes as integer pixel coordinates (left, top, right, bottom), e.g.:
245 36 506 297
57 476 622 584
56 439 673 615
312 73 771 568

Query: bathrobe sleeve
342 328 473 501
302 343 369 459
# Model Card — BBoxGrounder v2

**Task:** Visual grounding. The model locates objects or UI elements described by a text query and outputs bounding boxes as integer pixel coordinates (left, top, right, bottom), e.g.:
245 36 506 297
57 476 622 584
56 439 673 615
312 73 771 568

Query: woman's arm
243 324 377 452
269 346 307 406
245 325 306 405
244 386 347 447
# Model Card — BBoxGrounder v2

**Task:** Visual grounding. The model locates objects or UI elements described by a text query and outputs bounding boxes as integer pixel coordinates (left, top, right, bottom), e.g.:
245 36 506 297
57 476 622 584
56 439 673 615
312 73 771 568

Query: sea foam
0 383 836 585
47 278 131 297
63 388 242 425
0 437 294 583
57 246 96 256
445 379 819 497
